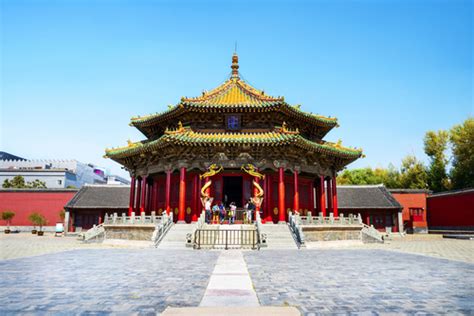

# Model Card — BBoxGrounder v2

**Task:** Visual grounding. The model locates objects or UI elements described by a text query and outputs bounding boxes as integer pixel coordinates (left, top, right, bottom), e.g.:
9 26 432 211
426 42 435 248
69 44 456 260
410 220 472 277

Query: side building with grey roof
337 185 403 233
64 184 129 231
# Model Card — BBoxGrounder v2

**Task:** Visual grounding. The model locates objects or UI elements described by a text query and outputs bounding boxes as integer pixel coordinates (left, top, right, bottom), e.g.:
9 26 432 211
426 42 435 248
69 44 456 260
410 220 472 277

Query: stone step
260 224 298 249
157 224 196 249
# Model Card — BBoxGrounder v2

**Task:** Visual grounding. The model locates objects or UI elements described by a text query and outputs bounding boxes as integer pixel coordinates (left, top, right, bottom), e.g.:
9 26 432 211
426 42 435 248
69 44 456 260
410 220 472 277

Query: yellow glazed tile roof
105 127 362 160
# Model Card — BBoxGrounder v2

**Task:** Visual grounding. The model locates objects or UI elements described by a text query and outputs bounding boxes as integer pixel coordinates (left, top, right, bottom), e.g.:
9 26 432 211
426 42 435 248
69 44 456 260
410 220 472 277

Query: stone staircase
260 224 298 249
157 223 196 249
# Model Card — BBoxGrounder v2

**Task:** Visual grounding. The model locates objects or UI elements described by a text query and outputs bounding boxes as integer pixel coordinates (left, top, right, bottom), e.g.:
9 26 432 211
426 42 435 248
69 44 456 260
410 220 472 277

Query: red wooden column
315 179 320 214
263 173 268 220
165 171 171 215
319 176 326 217
178 167 186 222
332 176 339 217
265 173 272 222
326 178 333 215
278 167 286 223
136 177 142 214
140 176 147 213
192 173 199 221
128 176 136 216
293 170 299 212
253 169 260 220
309 180 315 214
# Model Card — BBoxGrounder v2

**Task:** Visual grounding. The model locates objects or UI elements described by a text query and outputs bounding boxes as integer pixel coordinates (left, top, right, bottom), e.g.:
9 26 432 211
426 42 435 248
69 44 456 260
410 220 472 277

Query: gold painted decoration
273 207 279 215
174 208 179 215
186 207 192 215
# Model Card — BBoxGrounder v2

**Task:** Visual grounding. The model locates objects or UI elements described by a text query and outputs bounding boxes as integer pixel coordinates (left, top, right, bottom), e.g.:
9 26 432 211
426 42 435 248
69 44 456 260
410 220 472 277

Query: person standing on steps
229 202 237 224
204 198 212 224
219 201 226 224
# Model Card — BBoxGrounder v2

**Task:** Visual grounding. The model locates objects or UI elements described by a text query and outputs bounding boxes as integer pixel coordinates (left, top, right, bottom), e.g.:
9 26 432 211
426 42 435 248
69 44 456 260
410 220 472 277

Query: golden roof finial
231 52 239 79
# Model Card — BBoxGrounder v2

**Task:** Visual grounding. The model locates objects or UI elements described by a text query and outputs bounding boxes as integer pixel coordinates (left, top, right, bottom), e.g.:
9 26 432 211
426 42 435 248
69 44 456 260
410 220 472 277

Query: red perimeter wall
427 190 474 229
0 191 77 226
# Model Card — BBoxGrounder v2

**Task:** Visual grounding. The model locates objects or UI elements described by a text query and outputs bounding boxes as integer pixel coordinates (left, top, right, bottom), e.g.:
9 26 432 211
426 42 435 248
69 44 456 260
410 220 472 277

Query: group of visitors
204 198 257 224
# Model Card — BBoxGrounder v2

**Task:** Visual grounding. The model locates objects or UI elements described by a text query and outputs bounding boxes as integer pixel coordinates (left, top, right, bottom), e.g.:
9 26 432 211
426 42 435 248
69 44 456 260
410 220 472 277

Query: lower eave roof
105 128 363 161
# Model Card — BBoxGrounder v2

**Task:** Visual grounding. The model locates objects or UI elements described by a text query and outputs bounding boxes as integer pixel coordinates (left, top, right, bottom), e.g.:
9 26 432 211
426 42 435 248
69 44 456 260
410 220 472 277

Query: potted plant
1 211 15 234
28 213 39 234
29 213 47 235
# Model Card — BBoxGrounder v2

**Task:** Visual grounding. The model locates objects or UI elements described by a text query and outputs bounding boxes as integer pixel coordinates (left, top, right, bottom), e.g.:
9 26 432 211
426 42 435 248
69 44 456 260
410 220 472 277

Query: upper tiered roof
129 53 338 138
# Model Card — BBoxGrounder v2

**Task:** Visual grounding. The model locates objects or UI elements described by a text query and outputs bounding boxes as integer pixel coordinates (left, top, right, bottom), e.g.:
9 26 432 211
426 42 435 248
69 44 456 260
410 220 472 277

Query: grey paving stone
244 249 474 315
0 249 219 314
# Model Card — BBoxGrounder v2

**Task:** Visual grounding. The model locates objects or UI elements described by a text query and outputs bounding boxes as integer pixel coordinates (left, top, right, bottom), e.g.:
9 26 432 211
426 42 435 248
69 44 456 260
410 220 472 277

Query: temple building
105 54 363 224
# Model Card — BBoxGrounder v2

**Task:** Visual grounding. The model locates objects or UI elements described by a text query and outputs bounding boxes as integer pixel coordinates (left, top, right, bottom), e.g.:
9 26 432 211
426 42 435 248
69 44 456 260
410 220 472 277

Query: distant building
389 189 431 233
0 158 108 188
0 151 26 161
64 185 129 231
106 175 130 185
338 185 403 233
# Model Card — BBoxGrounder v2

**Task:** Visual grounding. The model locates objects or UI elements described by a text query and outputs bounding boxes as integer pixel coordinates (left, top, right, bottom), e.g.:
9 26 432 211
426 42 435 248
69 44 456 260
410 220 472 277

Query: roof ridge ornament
231 53 239 79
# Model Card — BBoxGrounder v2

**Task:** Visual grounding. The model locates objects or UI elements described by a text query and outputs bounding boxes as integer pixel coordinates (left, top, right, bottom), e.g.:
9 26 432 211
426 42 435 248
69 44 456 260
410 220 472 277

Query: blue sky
1 0 472 178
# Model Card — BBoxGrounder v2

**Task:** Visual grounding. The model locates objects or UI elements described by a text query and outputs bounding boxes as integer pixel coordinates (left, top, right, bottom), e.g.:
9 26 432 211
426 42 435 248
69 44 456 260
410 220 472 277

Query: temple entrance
223 176 243 207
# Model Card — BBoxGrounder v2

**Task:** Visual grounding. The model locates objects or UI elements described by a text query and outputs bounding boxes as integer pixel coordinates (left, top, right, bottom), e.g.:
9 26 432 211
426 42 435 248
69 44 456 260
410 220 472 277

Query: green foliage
337 165 401 188
399 155 428 189
339 118 472 192
28 212 47 230
2 176 47 189
450 118 474 189
1 211 15 227
337 156 428 189
424 130 450 192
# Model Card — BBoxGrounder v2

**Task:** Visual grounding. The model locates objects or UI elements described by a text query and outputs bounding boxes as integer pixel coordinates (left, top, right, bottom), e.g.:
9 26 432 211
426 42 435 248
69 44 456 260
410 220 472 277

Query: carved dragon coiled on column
241 164 265 207
199 164 223 206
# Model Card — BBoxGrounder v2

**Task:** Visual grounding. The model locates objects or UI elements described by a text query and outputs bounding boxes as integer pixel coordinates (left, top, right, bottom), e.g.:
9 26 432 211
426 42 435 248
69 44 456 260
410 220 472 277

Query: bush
1 211 15 227
28 212 48 231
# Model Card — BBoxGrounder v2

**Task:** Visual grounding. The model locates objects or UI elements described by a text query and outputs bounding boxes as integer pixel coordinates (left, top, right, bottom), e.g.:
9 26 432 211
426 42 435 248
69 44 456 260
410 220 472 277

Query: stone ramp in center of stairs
260 224 298 249
157 223 196 249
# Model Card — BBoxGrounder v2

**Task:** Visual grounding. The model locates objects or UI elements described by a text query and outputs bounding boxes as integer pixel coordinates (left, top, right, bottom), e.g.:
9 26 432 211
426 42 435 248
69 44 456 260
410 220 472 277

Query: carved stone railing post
113 213 117 224
329 213 334 224
307 211 312 224
339 213 344 224
151 211 156 223
141 212 145 224
131 212 135 224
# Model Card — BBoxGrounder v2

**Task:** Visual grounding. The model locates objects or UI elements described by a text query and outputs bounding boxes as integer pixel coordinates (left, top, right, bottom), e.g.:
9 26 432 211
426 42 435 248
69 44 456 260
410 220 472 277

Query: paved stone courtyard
0 249 219 314
1 234 473 314
245 249 474 314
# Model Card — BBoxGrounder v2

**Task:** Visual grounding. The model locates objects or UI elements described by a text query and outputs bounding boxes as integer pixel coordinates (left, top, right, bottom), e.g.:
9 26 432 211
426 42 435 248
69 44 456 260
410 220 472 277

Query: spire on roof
231 53 239 79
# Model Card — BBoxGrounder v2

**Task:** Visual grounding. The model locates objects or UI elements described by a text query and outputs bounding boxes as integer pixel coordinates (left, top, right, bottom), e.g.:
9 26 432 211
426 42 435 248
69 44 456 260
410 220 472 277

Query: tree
2 176 47 189
399 155 428 189
1 211 15 229
337 165 400 188
28 212 47 232
450 117 474 189
424 130 450 192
